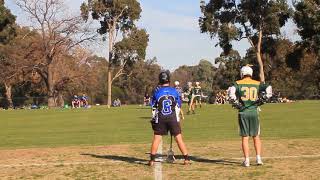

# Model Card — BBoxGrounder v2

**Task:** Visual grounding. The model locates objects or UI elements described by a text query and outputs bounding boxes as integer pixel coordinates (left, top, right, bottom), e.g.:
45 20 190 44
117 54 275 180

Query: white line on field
154 138 163 180
0 154 319 168
229 154 320 160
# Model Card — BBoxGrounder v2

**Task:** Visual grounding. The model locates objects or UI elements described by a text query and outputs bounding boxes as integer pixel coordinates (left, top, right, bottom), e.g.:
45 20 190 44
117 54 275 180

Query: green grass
0 100 319 149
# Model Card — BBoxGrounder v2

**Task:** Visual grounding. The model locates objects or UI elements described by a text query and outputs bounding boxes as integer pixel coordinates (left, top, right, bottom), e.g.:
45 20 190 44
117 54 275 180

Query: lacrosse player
185 82 196 114
174 81 185 120
228 65 272 167
194 82 203 108
149 71 190 166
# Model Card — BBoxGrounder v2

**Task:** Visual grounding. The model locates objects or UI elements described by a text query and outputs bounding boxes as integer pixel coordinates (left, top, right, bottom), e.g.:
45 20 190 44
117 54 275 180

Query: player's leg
191 98 196 114
149 120 166 166
174 134 190 164
250 111 263 165
239 113 250 167
253 136 263 165
180 108 185 120
241 136 250 167
187 98 191 114
149 134 162 166
170 121 190 165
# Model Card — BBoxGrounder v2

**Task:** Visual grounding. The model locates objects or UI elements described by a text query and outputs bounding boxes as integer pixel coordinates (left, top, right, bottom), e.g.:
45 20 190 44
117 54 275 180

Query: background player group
148 65 272 167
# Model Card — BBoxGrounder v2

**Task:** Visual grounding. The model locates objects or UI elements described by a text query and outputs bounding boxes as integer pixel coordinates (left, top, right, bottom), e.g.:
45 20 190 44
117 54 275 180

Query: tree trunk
256 52 265 82
107 26 114 108
4 82 13 109
56 92 64 107
107 68 112 108
47 64 55 108
256 29 265 82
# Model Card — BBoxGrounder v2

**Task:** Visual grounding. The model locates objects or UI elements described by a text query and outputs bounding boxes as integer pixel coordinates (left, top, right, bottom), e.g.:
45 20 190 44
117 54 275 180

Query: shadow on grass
139 116 151 120
83 152 239 166
81 153 148 165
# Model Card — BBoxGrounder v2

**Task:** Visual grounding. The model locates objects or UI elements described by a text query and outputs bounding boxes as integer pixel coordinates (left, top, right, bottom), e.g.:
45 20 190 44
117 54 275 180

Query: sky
5 0 298 71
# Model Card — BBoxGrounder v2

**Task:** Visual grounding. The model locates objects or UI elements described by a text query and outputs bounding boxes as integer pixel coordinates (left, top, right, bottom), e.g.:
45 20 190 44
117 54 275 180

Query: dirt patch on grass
0 139 319 179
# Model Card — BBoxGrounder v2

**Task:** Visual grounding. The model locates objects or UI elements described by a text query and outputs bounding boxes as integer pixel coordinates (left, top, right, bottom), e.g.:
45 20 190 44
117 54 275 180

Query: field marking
0 154 319 168
154 139 163 180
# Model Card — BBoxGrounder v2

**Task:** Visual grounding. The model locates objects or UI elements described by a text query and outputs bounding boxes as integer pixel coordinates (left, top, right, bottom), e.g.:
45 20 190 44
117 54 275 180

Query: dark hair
158 71 170 84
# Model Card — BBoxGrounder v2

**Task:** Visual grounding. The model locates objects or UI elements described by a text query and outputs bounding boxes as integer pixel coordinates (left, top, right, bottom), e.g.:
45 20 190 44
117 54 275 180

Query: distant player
144 93 151 106
228 65 272 167
193 82 203 108
174 81 185 120
185 82 195 114
149 71 190 166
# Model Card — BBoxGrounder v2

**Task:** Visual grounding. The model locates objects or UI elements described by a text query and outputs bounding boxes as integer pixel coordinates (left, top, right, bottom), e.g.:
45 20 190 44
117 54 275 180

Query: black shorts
151 119 181 136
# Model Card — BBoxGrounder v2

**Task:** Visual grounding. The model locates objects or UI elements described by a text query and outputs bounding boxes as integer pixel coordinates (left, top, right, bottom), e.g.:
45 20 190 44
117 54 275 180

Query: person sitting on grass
80 94 89 108
72 95 81 108
149 71 190 166
112 98 121 107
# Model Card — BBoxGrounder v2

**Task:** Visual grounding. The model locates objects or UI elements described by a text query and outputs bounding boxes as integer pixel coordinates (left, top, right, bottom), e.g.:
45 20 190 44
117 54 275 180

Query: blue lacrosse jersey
175 86 183 97
151 86 181 121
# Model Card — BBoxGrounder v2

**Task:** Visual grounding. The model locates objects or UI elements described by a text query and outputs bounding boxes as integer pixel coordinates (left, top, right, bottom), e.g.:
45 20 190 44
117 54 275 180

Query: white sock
245 157 250 162
256 155 261 160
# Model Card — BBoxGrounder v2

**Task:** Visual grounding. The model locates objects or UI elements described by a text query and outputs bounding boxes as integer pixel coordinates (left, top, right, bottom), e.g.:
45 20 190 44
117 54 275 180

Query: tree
0 27 40 108
16 0 94 107
0 0 16 44
81 0 142 107
215 50 242 88
294 0 320 57
112 28 149 83
199 0 292 82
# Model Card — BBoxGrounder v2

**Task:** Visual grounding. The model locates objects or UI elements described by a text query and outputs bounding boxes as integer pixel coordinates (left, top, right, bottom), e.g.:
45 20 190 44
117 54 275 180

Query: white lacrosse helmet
195 82 200 86
240 66 253 78
174 81 180 86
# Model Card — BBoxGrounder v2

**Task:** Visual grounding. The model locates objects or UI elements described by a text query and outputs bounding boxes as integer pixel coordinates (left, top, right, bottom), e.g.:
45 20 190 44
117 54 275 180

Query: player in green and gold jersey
228 65 272 167
194 82 203 108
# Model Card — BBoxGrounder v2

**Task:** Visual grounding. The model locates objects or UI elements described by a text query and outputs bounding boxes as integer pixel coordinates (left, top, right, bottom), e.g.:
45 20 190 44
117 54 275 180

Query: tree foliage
199 0 292 82
294 0 320 57
0 0 16 44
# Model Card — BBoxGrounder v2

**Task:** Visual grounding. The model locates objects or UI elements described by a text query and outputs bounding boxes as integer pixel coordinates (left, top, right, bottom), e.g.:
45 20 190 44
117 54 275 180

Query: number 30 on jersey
241 87 258 101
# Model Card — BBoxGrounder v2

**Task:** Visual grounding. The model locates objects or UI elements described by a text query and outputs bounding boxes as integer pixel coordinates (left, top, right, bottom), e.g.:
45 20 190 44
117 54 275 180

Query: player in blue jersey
148 71 190 166
174 80 185 120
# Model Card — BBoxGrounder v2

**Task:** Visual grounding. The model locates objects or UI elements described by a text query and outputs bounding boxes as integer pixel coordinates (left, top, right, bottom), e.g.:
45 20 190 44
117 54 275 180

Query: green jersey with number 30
234 77 268 112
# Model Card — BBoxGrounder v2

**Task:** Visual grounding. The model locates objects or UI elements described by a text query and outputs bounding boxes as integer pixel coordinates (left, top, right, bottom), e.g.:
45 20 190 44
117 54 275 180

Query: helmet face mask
240 66 253 78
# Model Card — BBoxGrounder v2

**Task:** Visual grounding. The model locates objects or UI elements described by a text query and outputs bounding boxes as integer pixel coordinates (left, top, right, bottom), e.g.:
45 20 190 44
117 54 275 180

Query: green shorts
194 96 201 102
238 110 260 137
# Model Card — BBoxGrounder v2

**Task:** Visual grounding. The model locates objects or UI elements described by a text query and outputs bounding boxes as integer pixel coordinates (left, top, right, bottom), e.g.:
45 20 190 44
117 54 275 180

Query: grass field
1 101 320 179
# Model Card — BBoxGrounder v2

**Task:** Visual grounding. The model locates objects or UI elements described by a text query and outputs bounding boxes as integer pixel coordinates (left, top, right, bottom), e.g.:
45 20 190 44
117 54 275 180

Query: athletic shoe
192 111 195 114
256 158 264 165
241 160 250 167
148 160 155 166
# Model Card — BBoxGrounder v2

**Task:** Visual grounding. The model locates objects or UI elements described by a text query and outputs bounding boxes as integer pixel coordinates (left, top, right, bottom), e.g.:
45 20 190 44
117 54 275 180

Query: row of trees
0 0 319 108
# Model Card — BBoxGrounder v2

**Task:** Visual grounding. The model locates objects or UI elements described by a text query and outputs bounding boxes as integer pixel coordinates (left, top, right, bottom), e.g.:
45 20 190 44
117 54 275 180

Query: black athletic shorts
151 119 181 136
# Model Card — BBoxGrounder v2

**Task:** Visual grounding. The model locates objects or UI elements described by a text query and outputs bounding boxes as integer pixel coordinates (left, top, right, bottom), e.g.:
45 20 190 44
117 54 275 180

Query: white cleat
256 159 264 166
241 160 250 167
